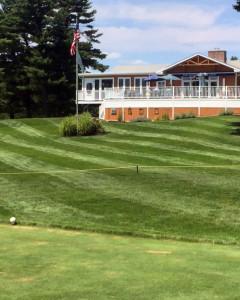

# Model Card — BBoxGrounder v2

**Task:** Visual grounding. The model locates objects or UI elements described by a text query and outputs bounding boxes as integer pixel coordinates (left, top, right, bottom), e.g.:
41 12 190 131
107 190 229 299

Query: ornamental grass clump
117 113 123 122
161 114 170 121
60 112 105 137
60 116 77 136
130 116 151 122
155 114 170 122
219 109 234 116
78 112 96 136
187 111 196 118
175 111 196 120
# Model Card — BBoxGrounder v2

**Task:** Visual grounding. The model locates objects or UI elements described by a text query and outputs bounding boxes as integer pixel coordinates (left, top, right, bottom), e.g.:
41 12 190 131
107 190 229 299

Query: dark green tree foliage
233 1 240 11
0 0 108 118
0 1 25 118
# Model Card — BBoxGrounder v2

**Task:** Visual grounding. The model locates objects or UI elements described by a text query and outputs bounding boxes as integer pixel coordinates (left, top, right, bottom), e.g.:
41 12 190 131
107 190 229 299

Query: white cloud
131 59 148 65
98 25 240 54
106 52 122 59
95 1 224 28
92 0 240 67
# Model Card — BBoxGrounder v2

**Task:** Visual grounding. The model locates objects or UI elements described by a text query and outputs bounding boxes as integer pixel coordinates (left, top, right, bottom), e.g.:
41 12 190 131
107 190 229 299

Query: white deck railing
79 86 240 101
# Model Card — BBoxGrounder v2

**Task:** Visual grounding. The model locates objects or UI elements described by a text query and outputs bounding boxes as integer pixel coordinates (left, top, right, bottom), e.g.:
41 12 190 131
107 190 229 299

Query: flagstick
76 16 79 135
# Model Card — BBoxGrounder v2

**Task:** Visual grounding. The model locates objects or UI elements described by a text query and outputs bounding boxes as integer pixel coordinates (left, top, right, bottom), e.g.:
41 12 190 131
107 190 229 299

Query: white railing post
172 97 174 120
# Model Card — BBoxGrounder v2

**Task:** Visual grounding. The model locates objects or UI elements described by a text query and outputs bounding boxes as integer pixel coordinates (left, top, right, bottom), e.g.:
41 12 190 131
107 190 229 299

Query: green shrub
0 113 9 120
155 114 170 122
174 114 181 120
162 114 170 121
93 117 105 133
130 116 151 122
118 113 122 122
175 111 196 120
219 109 234 116
60 112 105 137
175 113 186 120
218 110 225 116
180 112 187 119
187 111 196 118
154 116 162 122
226 109 234 115
60 116 77 136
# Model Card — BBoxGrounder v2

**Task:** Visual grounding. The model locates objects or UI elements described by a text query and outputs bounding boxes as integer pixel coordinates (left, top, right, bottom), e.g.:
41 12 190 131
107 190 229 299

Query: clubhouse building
78 49 240 121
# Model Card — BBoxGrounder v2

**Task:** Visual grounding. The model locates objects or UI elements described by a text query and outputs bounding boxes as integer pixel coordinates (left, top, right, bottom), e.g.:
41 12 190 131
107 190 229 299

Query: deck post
235 73 238 99
147 99 149 118
147 82 149 118
198 97 201 117
172 98 175 120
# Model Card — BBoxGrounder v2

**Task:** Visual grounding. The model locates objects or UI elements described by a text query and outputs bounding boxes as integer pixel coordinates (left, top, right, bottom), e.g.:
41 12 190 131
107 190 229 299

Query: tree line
0 0 108 119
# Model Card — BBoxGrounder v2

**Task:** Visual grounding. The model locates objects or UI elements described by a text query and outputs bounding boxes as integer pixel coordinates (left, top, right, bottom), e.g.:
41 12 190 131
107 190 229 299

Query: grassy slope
1 225 240 300
1 116 240 244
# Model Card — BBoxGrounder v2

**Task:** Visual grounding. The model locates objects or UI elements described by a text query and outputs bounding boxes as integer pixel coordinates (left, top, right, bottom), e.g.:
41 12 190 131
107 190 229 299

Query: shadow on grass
230 122 240 135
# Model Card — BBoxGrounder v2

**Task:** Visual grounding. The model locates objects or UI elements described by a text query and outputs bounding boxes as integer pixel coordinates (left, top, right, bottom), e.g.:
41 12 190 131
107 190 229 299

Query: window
139 108 144 115
86 83 93 94
134 77 147 88
134 77 147 97
119 79 124 88
128 108 132 115
102 79 113 90
118 78 131 88
125 79 130 88
155 108 159 115
135 78 141 88
111 109 117 115
95 80 100 90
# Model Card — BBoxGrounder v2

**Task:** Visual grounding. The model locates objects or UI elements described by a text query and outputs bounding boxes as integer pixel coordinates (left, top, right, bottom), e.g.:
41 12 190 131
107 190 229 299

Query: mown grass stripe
1 120 46 137
0 134 134 168
1 164 240 176
106 124 240 154
132 122 222 138
89 136 240 165
0 128 207 167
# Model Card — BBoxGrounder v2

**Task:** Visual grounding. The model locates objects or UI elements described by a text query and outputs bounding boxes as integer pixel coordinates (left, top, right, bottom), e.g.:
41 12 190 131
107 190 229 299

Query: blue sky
90 0 240 71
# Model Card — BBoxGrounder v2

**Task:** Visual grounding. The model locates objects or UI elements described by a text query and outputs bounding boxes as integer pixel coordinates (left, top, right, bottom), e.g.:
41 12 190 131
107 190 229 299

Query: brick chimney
208 48 227 63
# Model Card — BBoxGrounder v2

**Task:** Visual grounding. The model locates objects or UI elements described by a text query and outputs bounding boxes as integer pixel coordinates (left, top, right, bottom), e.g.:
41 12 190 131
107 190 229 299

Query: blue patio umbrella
143 74 163 81
159 74 181 86
159 74 181 81
198 73 208 86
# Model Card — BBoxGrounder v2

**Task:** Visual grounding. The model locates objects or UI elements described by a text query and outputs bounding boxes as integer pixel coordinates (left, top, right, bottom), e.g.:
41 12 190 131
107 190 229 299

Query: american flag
70 20 80 56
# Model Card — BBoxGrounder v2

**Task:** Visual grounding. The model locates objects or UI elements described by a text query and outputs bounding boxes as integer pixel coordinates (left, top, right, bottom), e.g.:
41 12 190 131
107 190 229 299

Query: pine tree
0 0 108 117
48 0 109 116
233 1 240 11
0 0 25 118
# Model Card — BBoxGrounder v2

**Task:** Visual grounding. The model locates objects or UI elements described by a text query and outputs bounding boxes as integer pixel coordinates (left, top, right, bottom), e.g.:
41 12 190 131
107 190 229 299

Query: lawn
1 116 240 299
1 116 240 244
1 225 240 300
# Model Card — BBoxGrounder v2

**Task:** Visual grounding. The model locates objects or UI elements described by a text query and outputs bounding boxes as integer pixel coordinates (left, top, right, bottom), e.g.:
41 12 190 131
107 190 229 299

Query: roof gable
158 53 240 74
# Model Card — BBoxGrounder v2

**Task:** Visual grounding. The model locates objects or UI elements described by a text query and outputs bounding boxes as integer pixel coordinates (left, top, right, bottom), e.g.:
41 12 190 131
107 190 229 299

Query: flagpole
76 13 79 135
